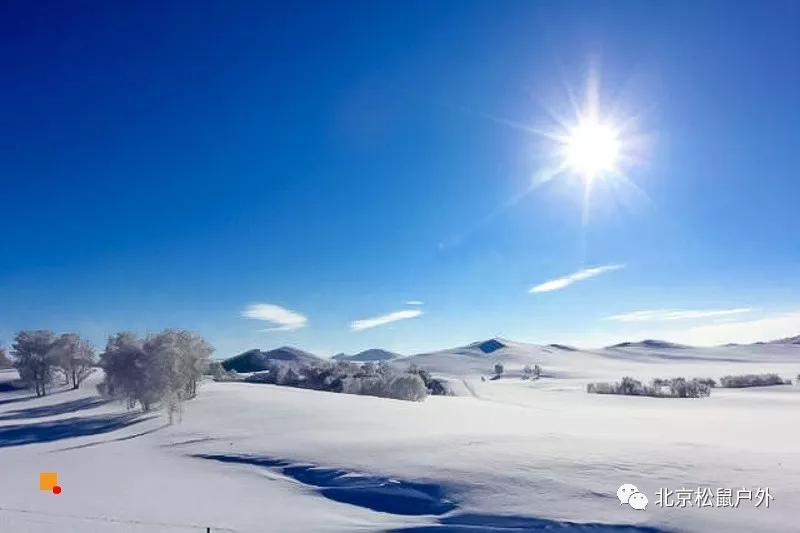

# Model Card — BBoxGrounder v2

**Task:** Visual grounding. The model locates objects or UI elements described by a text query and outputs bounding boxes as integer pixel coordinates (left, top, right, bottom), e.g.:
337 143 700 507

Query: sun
564 119 620 181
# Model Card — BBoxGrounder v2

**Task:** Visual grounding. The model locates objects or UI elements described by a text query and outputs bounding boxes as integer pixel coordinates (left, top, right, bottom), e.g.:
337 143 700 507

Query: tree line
10 330 96 396
6 329 214 421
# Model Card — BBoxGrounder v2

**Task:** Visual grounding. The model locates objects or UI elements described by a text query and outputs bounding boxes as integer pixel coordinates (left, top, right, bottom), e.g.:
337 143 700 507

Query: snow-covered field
1 341 798 532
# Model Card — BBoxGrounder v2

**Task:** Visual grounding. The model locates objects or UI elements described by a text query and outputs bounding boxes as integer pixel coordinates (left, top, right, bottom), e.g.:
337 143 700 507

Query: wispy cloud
241 303 308 331
529 264 623 294
351 309 423 331
607 308 752 322
404 300 424 306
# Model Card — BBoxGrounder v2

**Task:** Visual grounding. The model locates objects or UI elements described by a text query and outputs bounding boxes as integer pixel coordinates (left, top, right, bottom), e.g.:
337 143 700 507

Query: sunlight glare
565 119 620 181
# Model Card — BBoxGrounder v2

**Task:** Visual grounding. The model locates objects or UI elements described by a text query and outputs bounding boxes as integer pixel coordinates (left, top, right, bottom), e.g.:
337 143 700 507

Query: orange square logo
39 472 58 491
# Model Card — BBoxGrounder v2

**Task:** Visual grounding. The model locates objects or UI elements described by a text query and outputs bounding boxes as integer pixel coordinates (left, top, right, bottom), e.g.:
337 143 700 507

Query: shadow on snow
0 412 153 448
389 513 674 532
193 453 458 516
194 454 675 533
0 397 110 421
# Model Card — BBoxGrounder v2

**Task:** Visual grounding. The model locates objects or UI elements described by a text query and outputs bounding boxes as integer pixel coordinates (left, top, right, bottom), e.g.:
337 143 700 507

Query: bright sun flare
564 119 620 181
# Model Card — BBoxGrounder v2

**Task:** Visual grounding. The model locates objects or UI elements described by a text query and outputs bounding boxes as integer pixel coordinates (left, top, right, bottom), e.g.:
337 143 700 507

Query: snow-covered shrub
428 377 453 396
217 369 243 382
522 365 533 379
242 358 429 402
587 377 711 398
494 363 504 376
720 373 788 388
244 372 272 384
618 376 647 396
341 375 382 397
669 377 711 398
382 374 428 401
586 382 617 394
206 361 227 379
360 362 377 376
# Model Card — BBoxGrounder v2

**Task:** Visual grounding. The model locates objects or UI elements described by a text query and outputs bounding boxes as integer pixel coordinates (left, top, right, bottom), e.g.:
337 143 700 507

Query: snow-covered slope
1 341 798 533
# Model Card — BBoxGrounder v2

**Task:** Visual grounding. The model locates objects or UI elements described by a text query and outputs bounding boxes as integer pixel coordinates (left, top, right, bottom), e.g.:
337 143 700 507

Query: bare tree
11 330 59 396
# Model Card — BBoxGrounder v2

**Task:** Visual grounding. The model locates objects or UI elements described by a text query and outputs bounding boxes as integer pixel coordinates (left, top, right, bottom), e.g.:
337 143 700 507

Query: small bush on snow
383 374 428 401
719 374 790 388
587 376 711 398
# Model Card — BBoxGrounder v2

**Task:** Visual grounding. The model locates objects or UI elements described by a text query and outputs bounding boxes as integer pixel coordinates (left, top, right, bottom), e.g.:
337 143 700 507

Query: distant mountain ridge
222 346 320 373
605 340 691 350
332 349 401 362
221 333 800 373
547 343 579 352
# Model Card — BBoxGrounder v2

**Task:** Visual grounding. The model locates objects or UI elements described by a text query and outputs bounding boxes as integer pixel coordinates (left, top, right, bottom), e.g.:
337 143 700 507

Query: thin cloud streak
405 300 424 306
529 264 624 293
351 309 423 331
607 308 752 322
241 303 308 331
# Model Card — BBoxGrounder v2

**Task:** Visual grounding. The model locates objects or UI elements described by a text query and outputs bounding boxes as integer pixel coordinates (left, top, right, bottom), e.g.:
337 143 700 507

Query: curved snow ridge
192 453 675 533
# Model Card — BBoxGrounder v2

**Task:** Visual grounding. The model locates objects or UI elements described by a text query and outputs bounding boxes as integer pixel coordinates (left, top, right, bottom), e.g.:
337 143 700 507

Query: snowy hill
331 349 401 362
769 334 800 345
467 338 508 353
221 346 320 373
1 340 799 532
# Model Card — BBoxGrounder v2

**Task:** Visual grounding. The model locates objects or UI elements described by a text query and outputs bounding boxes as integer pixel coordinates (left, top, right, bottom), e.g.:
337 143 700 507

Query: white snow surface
0 341 798 532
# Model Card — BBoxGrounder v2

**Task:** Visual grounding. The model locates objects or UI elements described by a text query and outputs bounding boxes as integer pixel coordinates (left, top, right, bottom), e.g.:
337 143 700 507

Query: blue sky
2 1 799 357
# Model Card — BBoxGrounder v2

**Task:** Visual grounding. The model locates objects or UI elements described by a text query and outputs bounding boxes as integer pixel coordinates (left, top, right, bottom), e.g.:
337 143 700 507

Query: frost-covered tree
0 347 11 369
533 364 541 379
100 332 159 410
149 329 214 399
206 360 227 380
52 333 96 389
11 330 59 396
494 363 504 376
99 329 214 413
522 365 533 379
